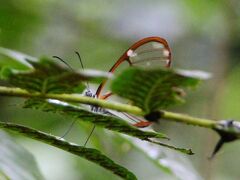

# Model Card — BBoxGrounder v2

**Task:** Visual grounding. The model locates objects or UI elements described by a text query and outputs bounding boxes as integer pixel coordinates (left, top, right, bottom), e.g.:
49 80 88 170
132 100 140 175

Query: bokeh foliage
1 0 240 179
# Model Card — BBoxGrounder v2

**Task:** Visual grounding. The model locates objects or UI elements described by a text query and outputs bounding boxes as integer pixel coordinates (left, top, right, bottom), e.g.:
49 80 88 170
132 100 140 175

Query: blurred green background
0 0 240 180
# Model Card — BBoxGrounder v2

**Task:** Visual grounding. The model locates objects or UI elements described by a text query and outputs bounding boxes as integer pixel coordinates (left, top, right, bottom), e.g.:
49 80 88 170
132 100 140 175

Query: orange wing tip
133 121 152 128
99 92 113 99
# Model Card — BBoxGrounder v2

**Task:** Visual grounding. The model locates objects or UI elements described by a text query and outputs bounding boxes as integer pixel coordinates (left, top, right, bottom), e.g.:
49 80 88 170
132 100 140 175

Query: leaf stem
0 86 218 129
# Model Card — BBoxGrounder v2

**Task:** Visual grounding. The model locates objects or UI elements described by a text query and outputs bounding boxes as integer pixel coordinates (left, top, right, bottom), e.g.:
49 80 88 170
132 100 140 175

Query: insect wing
127 38 171 68
96 37 171 98
96 37 172 127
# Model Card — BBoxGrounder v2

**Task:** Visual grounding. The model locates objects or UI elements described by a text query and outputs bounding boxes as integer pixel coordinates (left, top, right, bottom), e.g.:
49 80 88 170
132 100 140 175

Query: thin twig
0 86 219 129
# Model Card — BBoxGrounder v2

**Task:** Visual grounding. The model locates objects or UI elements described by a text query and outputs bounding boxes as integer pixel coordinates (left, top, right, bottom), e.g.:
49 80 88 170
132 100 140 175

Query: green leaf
0 47 36 69
24 99 168 140
124 136 198 178
0 122 136 180
3 58 109 94
0 131 44 180
111 67 204 113
151 141 193 155
24 99 193 155
0 66 12 80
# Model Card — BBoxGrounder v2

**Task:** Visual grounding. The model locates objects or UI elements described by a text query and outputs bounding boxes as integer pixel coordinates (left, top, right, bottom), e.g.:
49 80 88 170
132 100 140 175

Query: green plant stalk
162 111 217 128
0 86 142 114
0 86 218 129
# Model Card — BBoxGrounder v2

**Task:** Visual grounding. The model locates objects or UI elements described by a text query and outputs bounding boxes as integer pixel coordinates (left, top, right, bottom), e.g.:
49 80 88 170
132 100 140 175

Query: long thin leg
53 53 91 139
75 51 96 146
60 119 77 138
84 125 96 147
